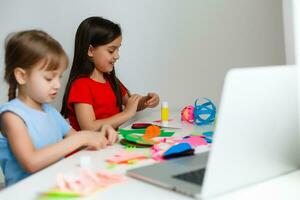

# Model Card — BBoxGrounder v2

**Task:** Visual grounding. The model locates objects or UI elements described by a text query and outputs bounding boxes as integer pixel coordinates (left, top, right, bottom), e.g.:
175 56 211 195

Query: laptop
127 66 300 199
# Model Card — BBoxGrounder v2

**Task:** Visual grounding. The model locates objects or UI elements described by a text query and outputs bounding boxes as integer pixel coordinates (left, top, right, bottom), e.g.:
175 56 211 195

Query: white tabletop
0 113 299 200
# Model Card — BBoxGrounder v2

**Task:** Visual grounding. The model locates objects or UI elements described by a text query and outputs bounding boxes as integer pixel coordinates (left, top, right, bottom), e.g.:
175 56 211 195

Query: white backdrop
0 0 285 112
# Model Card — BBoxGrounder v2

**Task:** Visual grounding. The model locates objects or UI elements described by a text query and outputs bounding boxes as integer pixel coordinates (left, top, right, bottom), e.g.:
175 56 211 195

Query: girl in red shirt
61 16 160 130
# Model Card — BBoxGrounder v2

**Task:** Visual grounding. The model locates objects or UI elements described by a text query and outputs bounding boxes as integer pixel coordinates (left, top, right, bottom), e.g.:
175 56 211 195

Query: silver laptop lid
201 66 300 199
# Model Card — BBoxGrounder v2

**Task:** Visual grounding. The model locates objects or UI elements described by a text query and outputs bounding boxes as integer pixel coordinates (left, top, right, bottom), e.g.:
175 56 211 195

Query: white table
0 113 299 200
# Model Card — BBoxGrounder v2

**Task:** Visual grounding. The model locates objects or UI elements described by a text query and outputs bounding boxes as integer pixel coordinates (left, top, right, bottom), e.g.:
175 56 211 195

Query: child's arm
65 124 118 145
74 94 141 130
1 112 108 173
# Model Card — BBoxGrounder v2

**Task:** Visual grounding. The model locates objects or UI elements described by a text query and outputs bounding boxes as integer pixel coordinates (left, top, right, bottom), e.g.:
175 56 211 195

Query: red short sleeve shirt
67 77 127 130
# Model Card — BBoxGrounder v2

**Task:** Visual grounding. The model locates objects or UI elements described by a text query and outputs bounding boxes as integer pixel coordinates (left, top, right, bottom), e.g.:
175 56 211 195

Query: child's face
88 36 122 73
19 58 67 107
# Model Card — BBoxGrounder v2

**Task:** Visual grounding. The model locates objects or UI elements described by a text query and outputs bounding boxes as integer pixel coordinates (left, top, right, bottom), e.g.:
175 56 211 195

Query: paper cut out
124 134 157 145
106 150 149 164
152 119 174 123
142 125 160 140
120 138 150 148
120 125 167 146
179 136 208 147
162 143 194 159
118 128 174 137
150 136 185 160
181 98 217 126
202 131 214 138
41 169 126 197
194 98 216 125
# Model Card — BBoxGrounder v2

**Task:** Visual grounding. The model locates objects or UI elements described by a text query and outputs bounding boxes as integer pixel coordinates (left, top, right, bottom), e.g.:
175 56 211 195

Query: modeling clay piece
162 143 194 159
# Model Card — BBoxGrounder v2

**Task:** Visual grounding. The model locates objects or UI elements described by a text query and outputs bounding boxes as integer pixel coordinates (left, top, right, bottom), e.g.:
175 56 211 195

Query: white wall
0 0 285 113
282 0 295 64
283 0 300 65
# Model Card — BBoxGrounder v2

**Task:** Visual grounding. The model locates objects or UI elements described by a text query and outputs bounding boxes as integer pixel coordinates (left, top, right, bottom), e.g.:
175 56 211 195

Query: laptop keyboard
173 168 206 186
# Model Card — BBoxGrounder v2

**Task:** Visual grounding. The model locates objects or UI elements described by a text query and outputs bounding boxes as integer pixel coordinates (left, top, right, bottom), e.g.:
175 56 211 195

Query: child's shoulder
0 100 55 117
71 77 97 90
0 99 31 120
0 99 22 112
73 77 92 85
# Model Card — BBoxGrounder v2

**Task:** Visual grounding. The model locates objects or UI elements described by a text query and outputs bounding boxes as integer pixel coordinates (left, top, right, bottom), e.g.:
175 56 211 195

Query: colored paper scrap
194 98 216 126
106 150 149 164
150 136 185 160
202 131 214 138
162 143 194 159
41 169 126 198
40 190 81 198
118 128 174 137
202 137 212 143
152 119 174 123
179 136 208 147
142 125 161 140
123 126 161 146
124 134 157 145
120 138 151 148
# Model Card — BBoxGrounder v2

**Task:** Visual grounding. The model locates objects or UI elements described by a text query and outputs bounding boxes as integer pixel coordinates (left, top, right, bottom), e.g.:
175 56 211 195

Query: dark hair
61 16 125 117
4 30 68 100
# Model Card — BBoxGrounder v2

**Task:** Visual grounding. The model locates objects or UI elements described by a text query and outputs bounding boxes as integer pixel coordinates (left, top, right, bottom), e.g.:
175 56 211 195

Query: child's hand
145 92 160 108
124 94 142 117
101 124 119 145
83 131 109 150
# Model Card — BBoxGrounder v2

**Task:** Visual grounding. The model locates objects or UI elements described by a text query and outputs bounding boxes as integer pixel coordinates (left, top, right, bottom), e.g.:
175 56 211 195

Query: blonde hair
4 30 68 100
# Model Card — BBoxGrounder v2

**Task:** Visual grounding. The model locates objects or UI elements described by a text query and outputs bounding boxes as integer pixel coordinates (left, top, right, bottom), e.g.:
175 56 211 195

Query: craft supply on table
180 135 208 147
181 105 195 123
152 120 183 129
181 97 217 126
131 123 154 129
120 138 151 148
161 101 169 126
151 135 210 160
39 169 126 198
162 142 194 159
106 150 149 164
121 125 161 146
118 128 174 137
